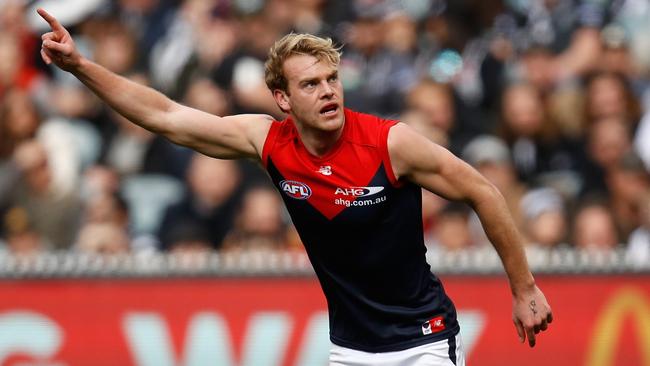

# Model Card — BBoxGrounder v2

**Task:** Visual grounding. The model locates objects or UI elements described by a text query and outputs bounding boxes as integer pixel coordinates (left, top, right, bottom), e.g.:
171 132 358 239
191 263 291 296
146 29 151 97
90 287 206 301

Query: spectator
499 82 579 185
0 90 41 226
581 115 634 196
161 219 213 255
82 191 129 228
1 140 82 250
427 202 473 252
86 17 139 75
222 187 289 253
211 11 284 116
183 76 231 117
400 109 448 147
405 80 455 131
606 151 650 240
111 0 178 71
75 222 130 255
404 80 463 151
339 9 417 116
0 32 42 98
582 71 642 131
598 24 639 78
520 188 568 249
572 199 620 251
80 164 121 200
1 206 45 256
158 153 242 251
0 89 41 162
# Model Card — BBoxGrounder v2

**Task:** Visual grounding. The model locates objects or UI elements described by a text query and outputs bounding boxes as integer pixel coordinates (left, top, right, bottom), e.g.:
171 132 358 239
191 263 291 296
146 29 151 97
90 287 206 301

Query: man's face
274 54 344 133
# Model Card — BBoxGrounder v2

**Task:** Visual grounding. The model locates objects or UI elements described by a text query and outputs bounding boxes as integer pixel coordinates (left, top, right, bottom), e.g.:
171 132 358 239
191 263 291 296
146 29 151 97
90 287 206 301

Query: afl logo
280 180 312 200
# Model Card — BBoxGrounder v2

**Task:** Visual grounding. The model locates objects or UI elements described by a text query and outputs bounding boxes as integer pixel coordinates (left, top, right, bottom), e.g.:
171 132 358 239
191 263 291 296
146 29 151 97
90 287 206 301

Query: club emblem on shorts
280 180 312 200
422 316 445 335
317 165 332 176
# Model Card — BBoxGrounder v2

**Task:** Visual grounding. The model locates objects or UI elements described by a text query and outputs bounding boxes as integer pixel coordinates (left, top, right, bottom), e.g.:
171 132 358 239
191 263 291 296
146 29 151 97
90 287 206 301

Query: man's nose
320 81 334 97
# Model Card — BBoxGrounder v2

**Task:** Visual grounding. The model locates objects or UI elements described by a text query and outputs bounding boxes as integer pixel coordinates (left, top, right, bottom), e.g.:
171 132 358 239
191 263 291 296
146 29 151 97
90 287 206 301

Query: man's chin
319 114 344 130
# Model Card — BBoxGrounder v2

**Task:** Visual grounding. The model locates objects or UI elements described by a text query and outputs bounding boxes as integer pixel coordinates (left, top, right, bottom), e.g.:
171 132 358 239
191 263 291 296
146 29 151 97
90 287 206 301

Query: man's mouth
319 103 339 116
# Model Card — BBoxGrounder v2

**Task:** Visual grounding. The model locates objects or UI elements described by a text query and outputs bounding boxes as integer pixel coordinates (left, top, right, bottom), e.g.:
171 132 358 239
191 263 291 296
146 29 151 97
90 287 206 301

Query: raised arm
387 122 553 347
37 8 271 160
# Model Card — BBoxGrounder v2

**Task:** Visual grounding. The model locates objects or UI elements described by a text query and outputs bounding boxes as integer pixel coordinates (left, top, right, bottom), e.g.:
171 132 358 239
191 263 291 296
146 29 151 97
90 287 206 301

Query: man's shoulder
344 108 396 125
265 114 296 139
344 108 398 144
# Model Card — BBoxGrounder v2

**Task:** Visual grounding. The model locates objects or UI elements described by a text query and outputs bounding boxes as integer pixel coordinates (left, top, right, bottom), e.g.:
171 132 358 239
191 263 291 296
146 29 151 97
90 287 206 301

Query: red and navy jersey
262 108 459 352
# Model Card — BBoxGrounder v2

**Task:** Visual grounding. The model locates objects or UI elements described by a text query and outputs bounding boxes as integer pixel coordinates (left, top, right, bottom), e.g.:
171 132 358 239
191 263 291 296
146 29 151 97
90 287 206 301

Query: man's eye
328 76 338 82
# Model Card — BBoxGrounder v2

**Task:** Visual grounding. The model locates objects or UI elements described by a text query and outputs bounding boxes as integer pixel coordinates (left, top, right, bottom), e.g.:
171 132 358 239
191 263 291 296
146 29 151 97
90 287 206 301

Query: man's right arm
38 8 272 160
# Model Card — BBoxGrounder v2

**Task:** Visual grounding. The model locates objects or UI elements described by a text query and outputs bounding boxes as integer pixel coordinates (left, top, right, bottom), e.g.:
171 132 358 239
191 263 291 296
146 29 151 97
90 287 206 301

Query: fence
1 248 649 366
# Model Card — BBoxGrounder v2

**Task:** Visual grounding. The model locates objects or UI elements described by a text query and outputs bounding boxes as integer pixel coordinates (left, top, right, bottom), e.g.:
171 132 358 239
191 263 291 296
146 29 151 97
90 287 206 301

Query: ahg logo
280 180 312 200
334 186 384 197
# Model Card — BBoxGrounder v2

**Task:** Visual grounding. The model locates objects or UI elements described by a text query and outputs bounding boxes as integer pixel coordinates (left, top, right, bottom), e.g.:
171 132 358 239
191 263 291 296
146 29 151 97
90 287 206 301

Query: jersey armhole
261 120 281 168
379 120 403 187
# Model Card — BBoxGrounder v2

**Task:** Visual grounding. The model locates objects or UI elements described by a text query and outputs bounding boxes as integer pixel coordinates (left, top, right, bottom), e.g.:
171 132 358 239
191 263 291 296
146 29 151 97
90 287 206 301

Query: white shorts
329 333 465 366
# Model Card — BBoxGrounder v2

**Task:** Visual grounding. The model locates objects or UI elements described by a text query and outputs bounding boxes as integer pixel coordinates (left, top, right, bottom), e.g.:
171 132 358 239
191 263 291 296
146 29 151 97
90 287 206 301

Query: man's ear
273 89 290 113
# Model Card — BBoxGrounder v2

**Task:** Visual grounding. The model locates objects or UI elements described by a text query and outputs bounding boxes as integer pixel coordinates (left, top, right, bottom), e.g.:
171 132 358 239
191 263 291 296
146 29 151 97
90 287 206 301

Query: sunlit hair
264 33 341 93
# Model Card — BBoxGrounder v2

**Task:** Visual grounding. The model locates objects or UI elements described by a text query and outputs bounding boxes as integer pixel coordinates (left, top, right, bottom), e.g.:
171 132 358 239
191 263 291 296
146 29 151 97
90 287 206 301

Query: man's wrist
509 273 536 297
69 54 89 75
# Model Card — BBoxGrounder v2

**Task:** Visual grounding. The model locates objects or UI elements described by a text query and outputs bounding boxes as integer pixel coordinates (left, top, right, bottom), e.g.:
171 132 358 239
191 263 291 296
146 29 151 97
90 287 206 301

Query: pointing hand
37 8 82 71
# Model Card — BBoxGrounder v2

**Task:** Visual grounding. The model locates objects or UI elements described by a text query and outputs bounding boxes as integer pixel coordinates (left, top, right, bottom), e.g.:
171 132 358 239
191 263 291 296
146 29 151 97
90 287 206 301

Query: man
38 8 552 365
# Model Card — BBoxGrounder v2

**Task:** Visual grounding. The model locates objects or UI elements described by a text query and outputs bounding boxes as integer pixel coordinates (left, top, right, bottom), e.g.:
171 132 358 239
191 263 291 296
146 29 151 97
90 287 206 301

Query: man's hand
512 285 553 347
37 8 82 71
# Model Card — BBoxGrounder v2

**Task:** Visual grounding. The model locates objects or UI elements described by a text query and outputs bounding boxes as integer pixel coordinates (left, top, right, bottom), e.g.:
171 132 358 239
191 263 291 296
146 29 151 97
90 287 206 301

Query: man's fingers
37 8 64 31
513 318 525 343
42 40 68 55
41 32 56 42
42 47 57 63
525 325 536 347
540 319 548 331
40 48 52 65
547 311 553 323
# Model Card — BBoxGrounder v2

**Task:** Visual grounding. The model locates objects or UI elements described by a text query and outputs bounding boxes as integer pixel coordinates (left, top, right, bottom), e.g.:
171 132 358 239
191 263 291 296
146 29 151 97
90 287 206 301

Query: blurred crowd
0 0 649 264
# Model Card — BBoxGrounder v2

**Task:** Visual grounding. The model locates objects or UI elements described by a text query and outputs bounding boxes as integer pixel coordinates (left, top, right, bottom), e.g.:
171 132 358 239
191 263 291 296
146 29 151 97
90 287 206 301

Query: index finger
37 8 64 31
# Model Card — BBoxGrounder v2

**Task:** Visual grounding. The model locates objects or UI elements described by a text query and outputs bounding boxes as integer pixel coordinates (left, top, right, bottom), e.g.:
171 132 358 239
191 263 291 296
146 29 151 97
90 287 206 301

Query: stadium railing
0 247 647 278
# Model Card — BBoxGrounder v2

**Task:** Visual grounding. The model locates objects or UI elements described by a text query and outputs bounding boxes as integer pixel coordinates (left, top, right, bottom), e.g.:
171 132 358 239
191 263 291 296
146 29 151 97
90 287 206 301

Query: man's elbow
470 180 505 208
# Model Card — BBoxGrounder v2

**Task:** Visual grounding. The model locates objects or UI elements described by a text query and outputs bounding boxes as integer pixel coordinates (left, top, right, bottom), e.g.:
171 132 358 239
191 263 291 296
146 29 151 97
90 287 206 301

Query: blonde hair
264 33 341 93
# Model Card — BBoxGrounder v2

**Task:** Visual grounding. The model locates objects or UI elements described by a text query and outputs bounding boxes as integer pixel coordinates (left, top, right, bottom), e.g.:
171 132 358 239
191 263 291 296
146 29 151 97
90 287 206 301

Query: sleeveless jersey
262 108 459 352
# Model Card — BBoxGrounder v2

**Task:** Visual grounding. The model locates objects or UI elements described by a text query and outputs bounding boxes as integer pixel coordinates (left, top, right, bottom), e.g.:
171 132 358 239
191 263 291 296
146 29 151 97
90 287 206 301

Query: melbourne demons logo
280 180 312 200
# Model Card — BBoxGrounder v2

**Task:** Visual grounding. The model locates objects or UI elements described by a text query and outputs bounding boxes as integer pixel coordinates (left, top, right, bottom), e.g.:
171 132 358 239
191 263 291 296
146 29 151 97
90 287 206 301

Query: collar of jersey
288 109 352 165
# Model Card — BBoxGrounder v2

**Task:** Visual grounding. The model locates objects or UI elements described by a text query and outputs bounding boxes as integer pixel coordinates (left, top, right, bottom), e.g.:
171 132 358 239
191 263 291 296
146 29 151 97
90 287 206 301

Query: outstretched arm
38 8 271 160
388 123 553 347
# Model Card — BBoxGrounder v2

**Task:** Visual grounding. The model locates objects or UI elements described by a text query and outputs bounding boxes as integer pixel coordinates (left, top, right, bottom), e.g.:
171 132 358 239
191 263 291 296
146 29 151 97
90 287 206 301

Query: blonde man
39 9 552 365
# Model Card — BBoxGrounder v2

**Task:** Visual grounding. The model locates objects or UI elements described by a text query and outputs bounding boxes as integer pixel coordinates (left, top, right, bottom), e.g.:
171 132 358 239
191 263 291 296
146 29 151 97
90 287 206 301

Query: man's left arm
387 123 553 347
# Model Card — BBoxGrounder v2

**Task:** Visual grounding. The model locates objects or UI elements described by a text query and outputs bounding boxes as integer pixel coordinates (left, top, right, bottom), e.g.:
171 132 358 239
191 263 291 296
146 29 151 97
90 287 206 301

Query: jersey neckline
289 108 352 165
